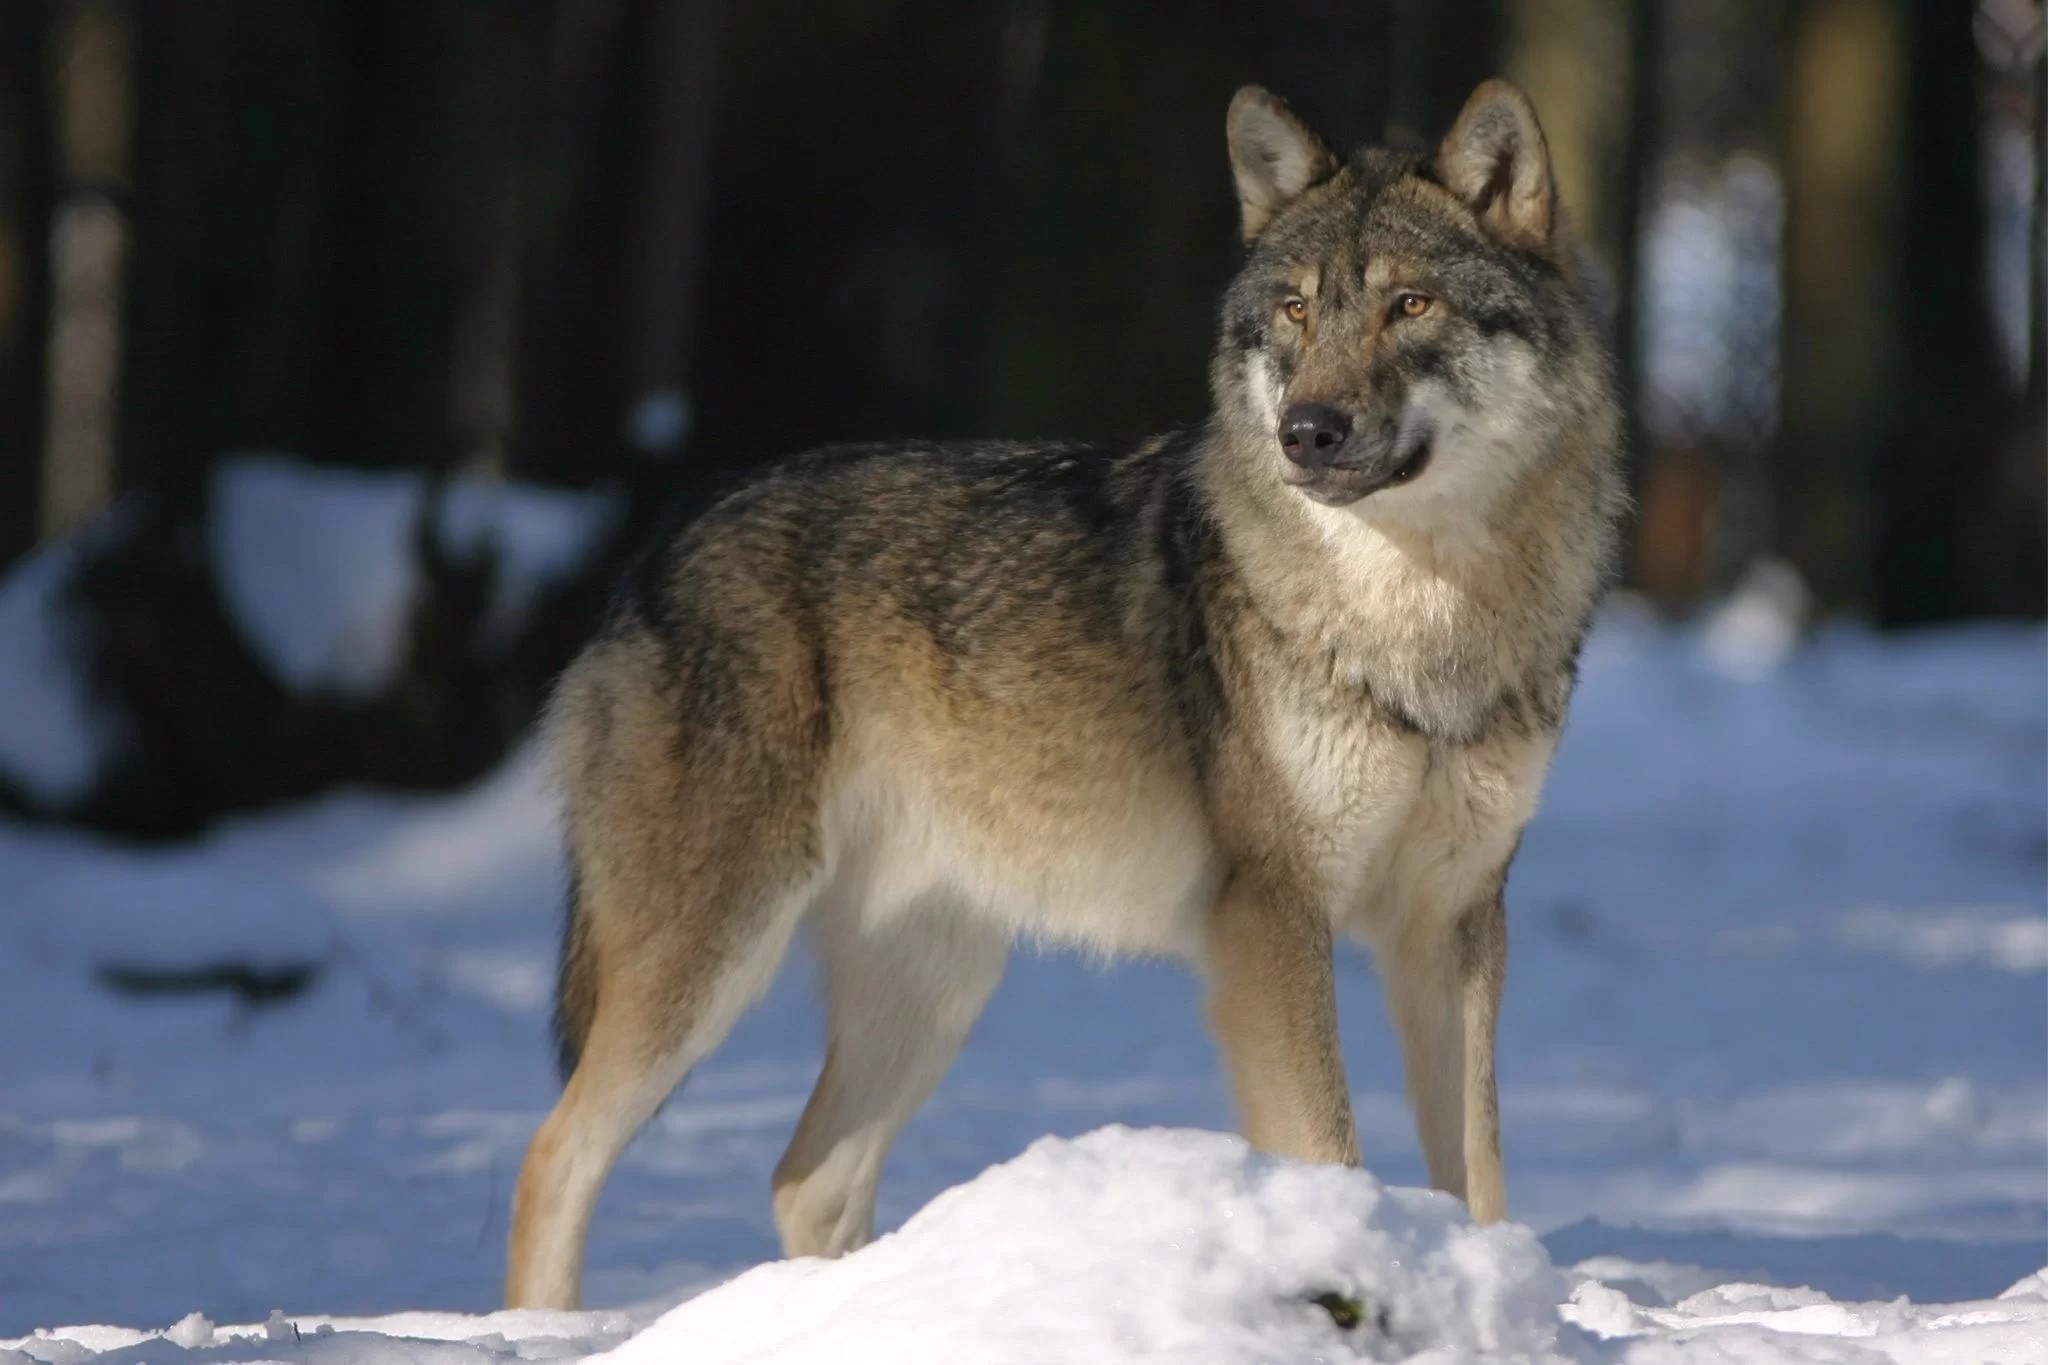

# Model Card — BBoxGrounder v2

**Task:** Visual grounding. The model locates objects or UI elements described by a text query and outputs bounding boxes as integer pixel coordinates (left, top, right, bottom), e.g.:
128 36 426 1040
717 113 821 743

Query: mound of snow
1 1127 2041 1364
0 529 127 804
211 455 618 696
600 1126 1574 1365
0 457 618 809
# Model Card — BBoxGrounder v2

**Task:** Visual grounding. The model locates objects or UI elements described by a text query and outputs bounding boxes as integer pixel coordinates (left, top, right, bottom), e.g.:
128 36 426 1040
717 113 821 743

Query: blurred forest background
0 0 2041 839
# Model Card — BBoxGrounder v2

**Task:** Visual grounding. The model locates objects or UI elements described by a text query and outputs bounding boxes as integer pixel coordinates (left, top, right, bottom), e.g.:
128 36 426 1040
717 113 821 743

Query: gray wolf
505 78 1623 1309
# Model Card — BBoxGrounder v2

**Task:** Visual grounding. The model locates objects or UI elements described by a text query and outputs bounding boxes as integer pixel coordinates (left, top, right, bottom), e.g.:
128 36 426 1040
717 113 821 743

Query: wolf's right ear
1438 80 1556 251
1227 86 1336 242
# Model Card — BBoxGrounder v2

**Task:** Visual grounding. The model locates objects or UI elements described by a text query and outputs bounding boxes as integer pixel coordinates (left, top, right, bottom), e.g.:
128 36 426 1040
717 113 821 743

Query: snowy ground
0 583 2042 1359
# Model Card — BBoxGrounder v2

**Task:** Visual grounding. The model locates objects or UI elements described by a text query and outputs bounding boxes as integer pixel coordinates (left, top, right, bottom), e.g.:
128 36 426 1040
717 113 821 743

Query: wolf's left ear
1437 80 1555 251
1228 86 1336 242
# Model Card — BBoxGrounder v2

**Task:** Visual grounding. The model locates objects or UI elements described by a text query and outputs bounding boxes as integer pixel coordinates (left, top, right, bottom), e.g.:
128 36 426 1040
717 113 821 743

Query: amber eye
1394 292 1432 319
1282 297 1308 325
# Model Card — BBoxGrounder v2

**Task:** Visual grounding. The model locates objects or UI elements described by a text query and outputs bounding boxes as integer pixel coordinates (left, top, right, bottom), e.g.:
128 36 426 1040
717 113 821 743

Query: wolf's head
1211 81 1612 527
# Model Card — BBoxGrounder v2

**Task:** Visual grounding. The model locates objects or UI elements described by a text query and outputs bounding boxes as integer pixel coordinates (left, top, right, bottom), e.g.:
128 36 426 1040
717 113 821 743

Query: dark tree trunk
977 0 1396 441
1391 0 1503 144
448 2 556 477
1243 0 1398 151
1774 0 1900 613
509 0 635 483
304 3 515 474
1612 0 1660 571
0 1 55 568
1874 3 2018 624
2032 49 2045 415
690 0 1031 456
41 0 131 538
123 0 330 505
615 0 725 460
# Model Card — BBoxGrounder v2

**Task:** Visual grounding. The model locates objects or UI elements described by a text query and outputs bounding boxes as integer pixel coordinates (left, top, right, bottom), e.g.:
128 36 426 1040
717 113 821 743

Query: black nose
1279 403 1352 467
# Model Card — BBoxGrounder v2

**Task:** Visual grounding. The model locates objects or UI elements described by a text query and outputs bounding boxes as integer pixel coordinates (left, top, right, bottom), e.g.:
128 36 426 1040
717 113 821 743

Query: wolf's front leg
1201 873 1362 1166
1456 892 1508 1221
1379 890 1508 1223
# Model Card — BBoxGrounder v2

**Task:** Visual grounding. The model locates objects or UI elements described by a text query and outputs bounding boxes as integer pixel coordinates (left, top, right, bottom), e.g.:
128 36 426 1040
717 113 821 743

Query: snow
0 461 615 810
1696 558 1810 682
0 599 2041 1361
1 1136 2042 1365
210 456 618 696
626 390 691 455
604 1127 1573 1364
0 527 127 804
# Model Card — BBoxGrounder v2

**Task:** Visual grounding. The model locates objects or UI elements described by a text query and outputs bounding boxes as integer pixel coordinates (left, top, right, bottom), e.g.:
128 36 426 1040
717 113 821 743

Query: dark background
0 0 2041 837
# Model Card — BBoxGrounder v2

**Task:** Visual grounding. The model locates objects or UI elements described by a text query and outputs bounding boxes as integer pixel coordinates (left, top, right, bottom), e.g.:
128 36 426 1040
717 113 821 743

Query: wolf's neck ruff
1197 405 1615 745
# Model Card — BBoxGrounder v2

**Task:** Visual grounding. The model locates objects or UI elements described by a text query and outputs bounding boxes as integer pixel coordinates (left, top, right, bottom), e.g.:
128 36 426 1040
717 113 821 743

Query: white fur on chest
1262 687 1555 939
1260 688 1427 901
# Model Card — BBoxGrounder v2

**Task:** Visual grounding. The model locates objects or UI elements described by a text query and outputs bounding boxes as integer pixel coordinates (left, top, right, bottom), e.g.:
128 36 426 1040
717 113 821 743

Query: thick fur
505 80 1624 1310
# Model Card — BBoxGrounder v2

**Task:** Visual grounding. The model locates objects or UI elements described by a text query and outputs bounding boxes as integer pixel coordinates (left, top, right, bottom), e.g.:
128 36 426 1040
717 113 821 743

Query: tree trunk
41 0 131 540
1611 0 1660 579
1874 1 2030 623
448 2 554 479
508 0 634 483
123 0 332 505
306 2 511 473
614 0 725 461
1391 0 1503 144
0 1 55 568
1774 0 1902 612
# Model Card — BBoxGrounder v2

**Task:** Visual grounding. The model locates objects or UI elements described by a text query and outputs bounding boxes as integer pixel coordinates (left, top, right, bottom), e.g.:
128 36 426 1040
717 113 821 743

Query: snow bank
0 1306 641 1365
604 1126 1571 1365
4 1129 2042 1365
1566 1267 2048 1363
0 456 617 809
211 455 618 696
0 529 126 803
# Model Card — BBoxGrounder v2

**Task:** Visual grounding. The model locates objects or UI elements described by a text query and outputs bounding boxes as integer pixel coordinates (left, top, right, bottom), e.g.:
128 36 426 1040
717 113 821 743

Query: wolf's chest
1260 693 1555 926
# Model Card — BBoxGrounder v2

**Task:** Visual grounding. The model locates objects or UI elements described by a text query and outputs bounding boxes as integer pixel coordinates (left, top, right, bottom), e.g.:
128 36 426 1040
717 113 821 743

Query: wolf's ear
1228 86 1336 242
1437 80 1555 251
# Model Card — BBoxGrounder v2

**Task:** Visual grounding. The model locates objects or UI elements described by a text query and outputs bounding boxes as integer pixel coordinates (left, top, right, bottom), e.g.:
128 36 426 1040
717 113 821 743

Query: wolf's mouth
1287 433 1434 506
1382 436 1433 488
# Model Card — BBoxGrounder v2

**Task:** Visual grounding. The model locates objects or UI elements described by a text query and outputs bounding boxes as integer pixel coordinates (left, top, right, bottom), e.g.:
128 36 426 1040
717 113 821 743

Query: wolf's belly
819 752 1223 958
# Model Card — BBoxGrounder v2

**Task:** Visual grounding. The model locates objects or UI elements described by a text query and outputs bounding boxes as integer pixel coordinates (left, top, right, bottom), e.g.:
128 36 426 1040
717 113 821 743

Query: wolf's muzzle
1278 404 1434 505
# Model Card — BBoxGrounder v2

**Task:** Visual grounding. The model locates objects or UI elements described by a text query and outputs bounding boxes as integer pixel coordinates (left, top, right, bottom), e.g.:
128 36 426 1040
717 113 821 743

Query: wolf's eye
1393 293 1432 320
1282 297 1308 325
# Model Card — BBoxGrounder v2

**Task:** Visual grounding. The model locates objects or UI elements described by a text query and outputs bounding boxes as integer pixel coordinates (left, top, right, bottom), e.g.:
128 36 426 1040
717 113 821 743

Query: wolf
504 78 1623 1310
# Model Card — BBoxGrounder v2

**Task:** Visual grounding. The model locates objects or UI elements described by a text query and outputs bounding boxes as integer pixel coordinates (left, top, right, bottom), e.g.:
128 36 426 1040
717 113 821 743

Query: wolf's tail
551 864 599 1082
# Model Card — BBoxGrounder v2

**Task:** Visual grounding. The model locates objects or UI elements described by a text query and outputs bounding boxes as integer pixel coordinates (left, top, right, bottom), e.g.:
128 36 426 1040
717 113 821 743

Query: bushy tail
552 865 599 1082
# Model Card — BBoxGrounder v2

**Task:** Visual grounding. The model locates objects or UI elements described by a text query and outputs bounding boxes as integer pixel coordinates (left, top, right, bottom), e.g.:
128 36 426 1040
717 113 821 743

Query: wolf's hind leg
772 901 1007 1258
504 868 810 1309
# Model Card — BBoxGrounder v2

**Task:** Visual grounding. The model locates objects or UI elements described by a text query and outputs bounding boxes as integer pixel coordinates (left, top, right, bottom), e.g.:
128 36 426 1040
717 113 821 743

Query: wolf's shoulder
611 429 1211 626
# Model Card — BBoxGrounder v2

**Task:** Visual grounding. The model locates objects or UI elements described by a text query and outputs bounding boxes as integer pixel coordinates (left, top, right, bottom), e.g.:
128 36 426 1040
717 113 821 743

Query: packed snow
0 501 2041 1360
1 1133 2042 1363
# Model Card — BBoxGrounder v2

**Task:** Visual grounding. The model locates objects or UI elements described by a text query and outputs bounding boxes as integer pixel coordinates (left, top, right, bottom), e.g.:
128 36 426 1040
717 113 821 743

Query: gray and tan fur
505 79 1624 1310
